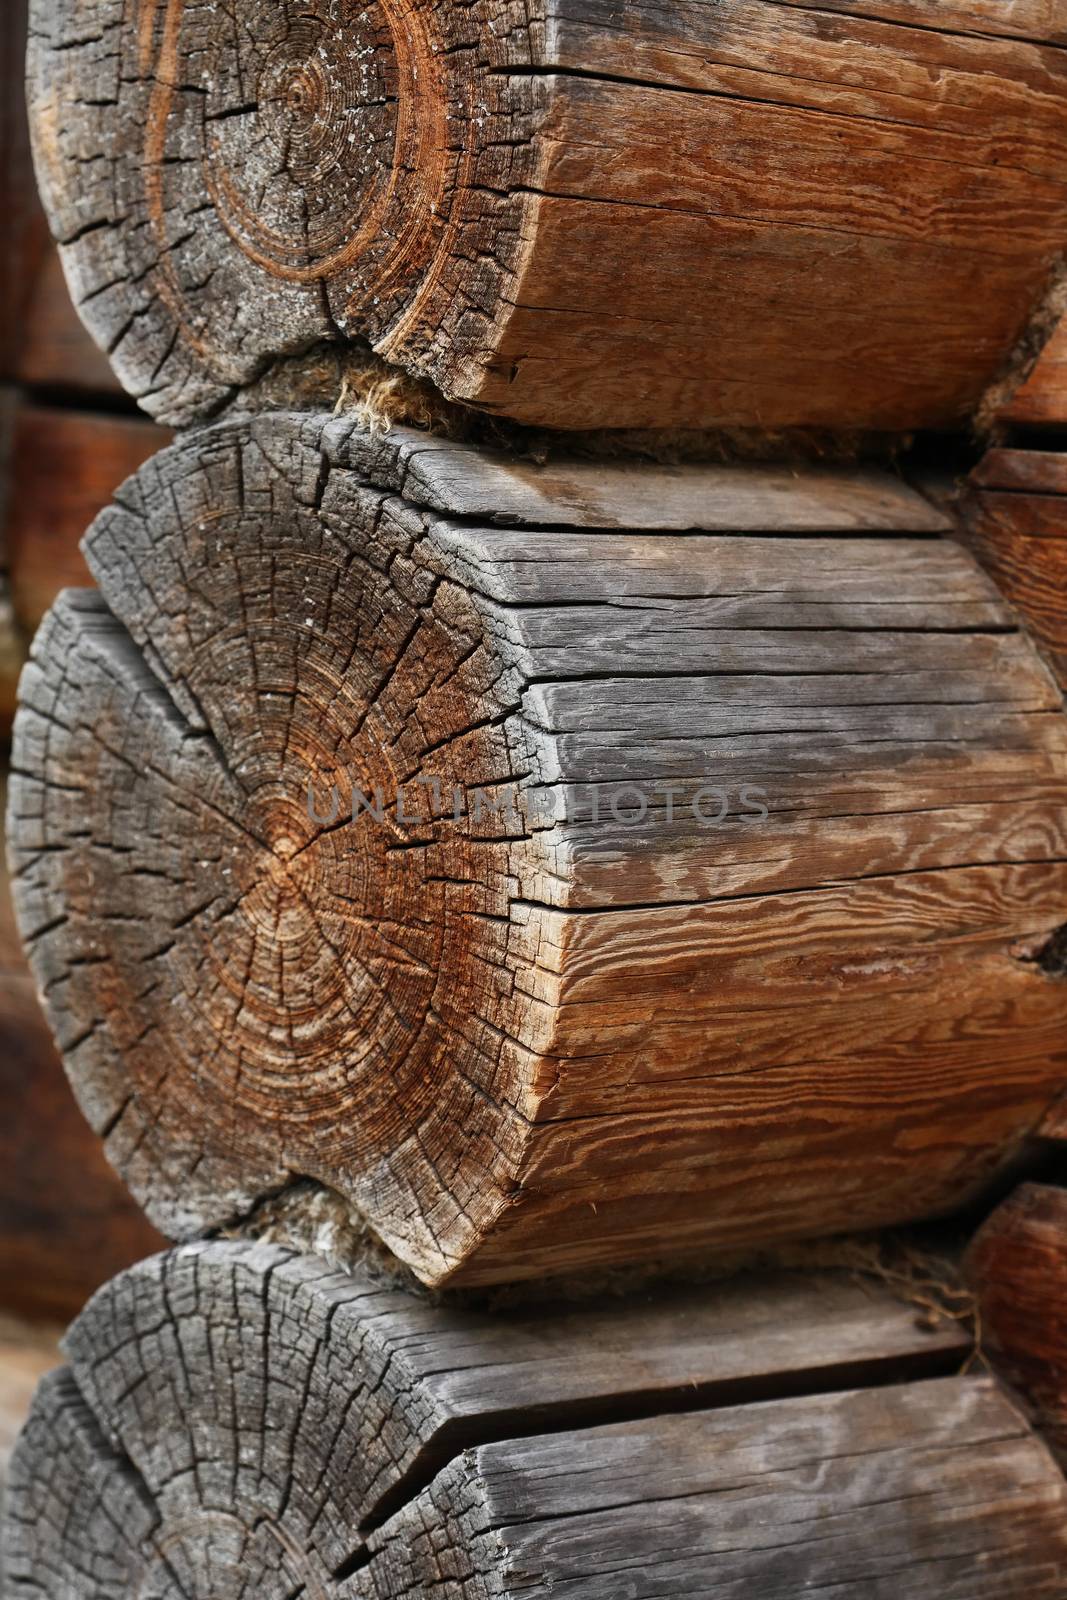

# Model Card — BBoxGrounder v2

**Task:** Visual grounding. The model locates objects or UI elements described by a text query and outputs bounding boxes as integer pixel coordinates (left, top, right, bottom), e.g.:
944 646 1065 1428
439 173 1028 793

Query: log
26 0 1067 430
10 414 1067 1287
1 0 122 397
960 448 1067 693
5 1241 1066 1598
357 1383 1067 1600
0 772 164 1322
1011 315 1067 426
966 1182 1067 1461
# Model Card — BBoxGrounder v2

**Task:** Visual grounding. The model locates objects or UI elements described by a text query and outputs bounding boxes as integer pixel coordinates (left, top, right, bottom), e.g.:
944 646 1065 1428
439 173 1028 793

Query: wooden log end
26 0 1067 430
10 413 1067 1287
5 1240 1067 1599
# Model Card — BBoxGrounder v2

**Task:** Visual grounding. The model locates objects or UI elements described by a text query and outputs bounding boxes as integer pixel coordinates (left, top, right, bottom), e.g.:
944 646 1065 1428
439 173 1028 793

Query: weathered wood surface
2 1 121 396
765 1 1066 42
958 448 1067 692
26 0 1067 431
0 773 164 1321
10 414 1067 1287
967 1182 1067 1461
5 1238 1029 1598
358 1380 1067 1600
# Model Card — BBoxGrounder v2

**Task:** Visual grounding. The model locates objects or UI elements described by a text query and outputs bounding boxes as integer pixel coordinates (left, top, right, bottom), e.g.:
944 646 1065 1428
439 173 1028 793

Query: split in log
960 448 1067 693
10 414 1067 1287
11 1239 1067 1599
26 0 1067 430
966 1182 1067 1461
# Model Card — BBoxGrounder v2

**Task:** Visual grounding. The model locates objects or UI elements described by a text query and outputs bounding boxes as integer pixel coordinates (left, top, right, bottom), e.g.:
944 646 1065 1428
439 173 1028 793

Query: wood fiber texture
9 414 1067 1286
0 773 164 1321
960 449 1067 693
26 0 1067 429
11 1239 1060 1600
967 1182 1067 1461
994 312 1067 428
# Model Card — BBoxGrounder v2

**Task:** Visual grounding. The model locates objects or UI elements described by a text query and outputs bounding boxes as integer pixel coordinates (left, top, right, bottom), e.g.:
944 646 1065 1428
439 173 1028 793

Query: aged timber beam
10 1239 1067 1599
8 415 1067 1287
25 0 1067 430
958 449 1067 694
967 1182 1067 1463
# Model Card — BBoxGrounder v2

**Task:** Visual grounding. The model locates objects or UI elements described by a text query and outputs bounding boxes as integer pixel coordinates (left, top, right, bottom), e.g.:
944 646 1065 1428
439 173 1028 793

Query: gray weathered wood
354 426 952 532
356 1378 1067 1599
9 413 1067 1287
2 1239 985 1596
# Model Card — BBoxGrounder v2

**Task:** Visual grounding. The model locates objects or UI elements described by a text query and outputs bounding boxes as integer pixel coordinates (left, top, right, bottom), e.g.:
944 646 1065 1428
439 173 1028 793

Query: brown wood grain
9 415 1067 1288
764 0 1067 44
1000 314 1067 428
25 0 1067 430
959 451 1067 691
966 1182 1067 1460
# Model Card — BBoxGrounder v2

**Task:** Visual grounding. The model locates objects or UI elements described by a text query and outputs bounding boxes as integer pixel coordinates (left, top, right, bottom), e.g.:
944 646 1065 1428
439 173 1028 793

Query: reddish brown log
966 1183 1067 1460
992 310 1067 429
26 0 1067 430
959 448 1067 693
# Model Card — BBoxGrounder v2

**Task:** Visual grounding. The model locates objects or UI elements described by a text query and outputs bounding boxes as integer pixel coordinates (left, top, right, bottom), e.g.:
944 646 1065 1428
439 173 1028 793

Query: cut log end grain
6 1241 1067 1600
27 0 1067 430
9 414 1067 1286
0 774 164 1319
